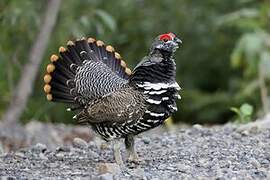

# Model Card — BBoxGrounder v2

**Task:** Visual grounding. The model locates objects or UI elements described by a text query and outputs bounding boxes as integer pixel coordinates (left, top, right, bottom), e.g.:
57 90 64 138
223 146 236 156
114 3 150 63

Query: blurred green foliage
230 103 254 123
0 0 269 124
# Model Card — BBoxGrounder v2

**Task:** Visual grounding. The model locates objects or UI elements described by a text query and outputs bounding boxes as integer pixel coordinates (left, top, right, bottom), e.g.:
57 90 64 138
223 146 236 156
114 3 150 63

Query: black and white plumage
43 33 182 165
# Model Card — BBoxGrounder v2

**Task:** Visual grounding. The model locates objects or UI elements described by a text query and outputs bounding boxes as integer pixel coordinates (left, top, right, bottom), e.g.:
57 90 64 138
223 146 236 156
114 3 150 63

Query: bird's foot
127 152 139 163
126 153 145 168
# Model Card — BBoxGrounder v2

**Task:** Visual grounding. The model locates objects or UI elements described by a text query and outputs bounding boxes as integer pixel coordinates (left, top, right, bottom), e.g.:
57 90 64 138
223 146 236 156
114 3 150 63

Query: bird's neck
129 50 176 85
150 49 173 60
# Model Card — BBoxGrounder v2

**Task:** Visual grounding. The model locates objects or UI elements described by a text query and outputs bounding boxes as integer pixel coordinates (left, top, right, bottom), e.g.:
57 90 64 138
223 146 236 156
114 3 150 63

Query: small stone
99 173 113 180
55 153 65 160
88 141 96 147
193 124 203 130
142 137 150 144
100 143 109 150
241 130 250 136
73 137 88 148
0 142 4 155
250 158 261 168
98 163 121 175
1 176 16 180
39 153 48 160
33 143 47 153
15 152 25 158
56 146 71 152
130 168 146 179
232 132 241 139
177 163 190 173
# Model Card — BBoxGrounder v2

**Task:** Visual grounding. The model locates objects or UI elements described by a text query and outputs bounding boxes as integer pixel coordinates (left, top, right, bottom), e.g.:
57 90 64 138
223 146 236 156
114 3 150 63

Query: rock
98 163 121 175
15 152 26 158
39 153 48 160
0 142 4 154
32 143 47 153
240 130 250 136
56 146 71 152
250 158 261 168
131 168 146 179
73 137 88 149
142 137 150 144
193 124 203 130
1 176 16 180
55 152 65 161
98 173 114 180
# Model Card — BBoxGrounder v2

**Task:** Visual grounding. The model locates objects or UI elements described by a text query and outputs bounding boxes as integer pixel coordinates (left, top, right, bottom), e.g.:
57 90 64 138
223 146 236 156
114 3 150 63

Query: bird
43 32 182 165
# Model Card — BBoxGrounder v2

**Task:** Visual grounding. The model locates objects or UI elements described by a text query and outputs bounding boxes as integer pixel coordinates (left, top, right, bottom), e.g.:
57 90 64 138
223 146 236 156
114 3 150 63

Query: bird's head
151 32 182 54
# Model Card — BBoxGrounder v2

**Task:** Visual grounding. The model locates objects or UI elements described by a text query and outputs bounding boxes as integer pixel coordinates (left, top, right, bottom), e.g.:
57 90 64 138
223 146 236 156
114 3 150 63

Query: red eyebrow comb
159 32 176 41
168 32 176 38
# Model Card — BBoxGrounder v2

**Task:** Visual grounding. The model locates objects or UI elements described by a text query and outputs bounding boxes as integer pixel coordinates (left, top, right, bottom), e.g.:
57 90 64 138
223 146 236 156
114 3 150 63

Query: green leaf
95 9 116 32
240 103 253 116
230 107 241 116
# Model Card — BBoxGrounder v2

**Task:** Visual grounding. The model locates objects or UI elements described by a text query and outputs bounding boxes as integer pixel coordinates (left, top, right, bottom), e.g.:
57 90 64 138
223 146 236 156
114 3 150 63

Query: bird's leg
113 140 123 166
124 135 139 163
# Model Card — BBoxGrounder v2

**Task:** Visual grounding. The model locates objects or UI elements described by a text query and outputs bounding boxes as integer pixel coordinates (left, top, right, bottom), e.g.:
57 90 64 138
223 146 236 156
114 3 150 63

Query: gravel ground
0 124 270 179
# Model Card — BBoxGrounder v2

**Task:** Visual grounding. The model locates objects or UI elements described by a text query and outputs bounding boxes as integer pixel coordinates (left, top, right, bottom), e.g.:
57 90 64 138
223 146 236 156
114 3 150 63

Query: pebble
39 153 48 160
98 173 113 180
240 130 250 136
250 158 261 168
73 138 88 149
98 163 121 175
56 146 71 152
55 152 65 160
32 143 47 153
15 152 25 158
1 176 16 180
193 124 203 130
142 137 150 144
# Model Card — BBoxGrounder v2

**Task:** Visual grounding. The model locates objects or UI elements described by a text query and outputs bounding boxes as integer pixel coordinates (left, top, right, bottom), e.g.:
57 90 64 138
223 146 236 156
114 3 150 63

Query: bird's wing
43 38 132 105
76 87 147 124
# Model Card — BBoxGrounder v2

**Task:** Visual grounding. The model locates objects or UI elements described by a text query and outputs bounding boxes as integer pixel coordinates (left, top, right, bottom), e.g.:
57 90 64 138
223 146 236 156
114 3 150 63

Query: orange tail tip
44 84 51 93
67 40 75 46
87 37 96 43
59 46 66 53
106 45 115 52
120 60 127 67
96 40 105 46
114 52 121 59
125 68 132 75
50 54 59 62
46 94 53 101
44 74 52 83
46 64 55 73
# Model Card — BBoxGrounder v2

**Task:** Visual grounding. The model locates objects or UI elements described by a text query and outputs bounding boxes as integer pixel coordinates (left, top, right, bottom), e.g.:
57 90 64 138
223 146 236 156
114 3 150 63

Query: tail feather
67 41 83 65
43 36 132 106
75 39 99 61
53 61 74 79
50 80 70 92
59 47 75 65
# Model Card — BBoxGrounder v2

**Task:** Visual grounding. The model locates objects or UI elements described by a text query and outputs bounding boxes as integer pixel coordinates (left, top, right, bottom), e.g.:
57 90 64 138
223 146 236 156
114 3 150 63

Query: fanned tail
43 37 132 106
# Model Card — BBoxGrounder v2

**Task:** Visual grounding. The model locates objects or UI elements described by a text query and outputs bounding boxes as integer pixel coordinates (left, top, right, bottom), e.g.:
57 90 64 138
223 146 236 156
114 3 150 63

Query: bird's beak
174 37 182 44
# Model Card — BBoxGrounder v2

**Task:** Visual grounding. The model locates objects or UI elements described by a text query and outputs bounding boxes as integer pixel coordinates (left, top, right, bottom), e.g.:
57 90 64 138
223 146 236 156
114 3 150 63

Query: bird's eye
163 38 169 42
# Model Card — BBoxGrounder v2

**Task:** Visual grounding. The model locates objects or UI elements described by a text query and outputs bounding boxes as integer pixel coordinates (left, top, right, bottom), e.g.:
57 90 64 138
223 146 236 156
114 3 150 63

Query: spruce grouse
43 32 182 165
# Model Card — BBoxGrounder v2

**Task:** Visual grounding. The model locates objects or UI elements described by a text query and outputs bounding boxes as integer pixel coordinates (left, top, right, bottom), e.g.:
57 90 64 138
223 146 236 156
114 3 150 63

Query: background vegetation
0 0 270 125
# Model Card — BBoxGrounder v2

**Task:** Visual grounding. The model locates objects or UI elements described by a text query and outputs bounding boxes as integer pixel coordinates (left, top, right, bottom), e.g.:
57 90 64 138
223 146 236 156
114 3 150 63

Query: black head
151 32 182 53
